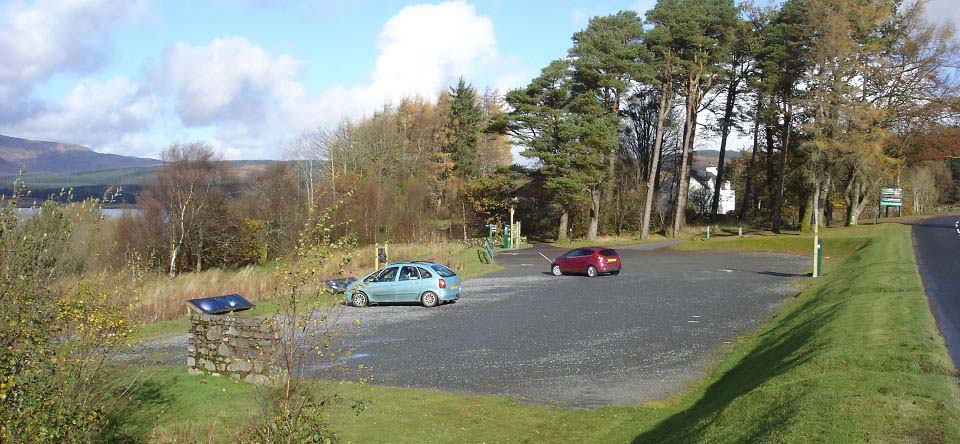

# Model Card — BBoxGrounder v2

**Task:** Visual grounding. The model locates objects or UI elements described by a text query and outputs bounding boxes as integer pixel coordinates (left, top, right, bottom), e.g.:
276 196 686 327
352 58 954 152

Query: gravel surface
323 241 807 406
125 241 808 407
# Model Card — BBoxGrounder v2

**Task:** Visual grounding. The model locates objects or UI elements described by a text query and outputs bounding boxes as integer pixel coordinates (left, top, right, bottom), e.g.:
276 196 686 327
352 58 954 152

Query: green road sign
880 187 903 208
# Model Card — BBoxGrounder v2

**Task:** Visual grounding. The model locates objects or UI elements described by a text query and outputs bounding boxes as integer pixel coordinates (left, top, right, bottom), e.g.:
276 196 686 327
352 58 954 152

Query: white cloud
1 0 531 160
4 76 160 156
205 0 507 158
288 0 502 129
156 37 303 126
371 1 496 101
0 0 144 109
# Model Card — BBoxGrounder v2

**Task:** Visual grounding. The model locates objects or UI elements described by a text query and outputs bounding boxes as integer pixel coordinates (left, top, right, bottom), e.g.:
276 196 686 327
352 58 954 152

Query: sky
1 0 957 161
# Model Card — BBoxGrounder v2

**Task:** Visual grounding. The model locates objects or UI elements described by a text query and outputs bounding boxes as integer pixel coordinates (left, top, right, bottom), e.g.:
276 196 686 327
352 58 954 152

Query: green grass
117 223 960 443
453 246 503 279
113 365 658 444
674 227 873 260
547 234 675 249
661 224 960 443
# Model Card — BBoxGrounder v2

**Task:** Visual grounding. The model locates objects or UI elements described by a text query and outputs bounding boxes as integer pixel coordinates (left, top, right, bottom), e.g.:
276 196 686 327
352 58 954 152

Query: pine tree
443 78 483 178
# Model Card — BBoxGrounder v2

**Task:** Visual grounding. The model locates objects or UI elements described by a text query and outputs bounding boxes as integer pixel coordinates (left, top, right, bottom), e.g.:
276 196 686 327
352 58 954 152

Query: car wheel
586 265 597 278
421 291 439 308
351 292 369 308
551 264 562 276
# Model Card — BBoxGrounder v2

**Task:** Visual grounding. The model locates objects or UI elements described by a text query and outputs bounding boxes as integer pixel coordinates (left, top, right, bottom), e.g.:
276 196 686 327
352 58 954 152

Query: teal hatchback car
345 262 461 308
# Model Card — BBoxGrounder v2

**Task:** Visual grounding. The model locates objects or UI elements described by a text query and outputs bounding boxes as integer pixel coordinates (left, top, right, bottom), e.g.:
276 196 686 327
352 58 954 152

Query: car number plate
451 285 459 289
607 258 617 262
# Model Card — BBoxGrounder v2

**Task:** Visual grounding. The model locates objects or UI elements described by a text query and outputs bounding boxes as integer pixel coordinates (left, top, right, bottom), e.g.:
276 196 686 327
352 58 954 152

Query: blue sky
0 0 956 160
0 0 650 159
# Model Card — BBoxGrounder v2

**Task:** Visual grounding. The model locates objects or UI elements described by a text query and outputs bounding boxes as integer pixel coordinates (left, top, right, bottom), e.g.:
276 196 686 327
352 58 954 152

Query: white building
688 166 736 215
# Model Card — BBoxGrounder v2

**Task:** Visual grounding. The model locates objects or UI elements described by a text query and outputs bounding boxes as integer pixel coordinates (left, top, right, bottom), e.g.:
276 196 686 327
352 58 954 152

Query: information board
880 187 903 207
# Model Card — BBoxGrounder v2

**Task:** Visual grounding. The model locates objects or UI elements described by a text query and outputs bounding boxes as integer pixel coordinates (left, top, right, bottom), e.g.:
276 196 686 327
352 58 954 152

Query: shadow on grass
632 288 844 443
103 377 176 443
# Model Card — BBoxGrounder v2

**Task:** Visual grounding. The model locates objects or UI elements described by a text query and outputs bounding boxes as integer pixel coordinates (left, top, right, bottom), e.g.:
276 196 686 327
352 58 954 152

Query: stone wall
188 313 279 385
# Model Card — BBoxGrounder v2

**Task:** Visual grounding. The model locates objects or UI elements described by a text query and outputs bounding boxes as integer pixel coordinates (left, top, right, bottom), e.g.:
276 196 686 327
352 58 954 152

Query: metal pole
509 207 515 249
738 225 743 237
813 210 820 278
706 225 711 239
816 239 823 276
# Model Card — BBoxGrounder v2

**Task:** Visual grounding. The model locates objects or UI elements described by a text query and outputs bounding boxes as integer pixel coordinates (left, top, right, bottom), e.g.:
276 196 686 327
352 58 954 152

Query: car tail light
438 278 446 289
594 251 602 259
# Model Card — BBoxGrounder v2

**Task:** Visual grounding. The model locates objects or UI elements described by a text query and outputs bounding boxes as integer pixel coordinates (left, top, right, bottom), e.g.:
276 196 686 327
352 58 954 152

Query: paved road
913 216 960 369
324 242 808 406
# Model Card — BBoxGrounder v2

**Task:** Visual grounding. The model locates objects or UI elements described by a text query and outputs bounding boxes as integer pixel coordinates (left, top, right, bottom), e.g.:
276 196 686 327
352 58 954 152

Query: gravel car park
324 241 808 406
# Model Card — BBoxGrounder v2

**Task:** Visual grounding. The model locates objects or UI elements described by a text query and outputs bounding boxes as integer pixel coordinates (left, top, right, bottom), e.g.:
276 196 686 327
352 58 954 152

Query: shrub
0 180 131 443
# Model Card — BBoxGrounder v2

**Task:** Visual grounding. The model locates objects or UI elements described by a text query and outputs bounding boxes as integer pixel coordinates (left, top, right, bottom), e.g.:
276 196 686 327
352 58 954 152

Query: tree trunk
587 189 600 241
799 198 810 232
168 244 179 277
711 77 739 218
739 101 760 222
641 85 673 239
846 176 860 226
772 102 792 233
672 81 698 238
461 201 468 240
764 118 776 220
558 210 569 241
806 177 821 233
824 171 833 225
196 237 203 272
850 179 872 225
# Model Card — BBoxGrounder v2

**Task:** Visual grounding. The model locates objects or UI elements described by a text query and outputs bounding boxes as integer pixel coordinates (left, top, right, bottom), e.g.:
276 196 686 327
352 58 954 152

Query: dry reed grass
125 242 471 324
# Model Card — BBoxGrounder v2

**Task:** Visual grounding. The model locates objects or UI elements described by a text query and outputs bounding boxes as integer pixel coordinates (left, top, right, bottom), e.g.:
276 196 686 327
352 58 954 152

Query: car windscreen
430 264 456 277
599 249 618 256
374 267 398 282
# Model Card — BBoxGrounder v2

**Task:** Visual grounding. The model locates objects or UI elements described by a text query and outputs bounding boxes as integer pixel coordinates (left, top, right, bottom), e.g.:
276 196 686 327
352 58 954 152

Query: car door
572 248 591 272
558 249 581 273
366 266 399 303
394 266 422 302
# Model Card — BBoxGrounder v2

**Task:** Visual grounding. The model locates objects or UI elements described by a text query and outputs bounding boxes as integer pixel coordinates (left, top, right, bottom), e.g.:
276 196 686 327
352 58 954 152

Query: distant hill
0 134 279 204
0 134 161 175
692 149 743 167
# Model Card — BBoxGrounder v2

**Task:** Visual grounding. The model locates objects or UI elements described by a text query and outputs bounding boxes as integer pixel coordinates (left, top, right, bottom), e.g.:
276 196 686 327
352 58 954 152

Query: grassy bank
658 223 960 442
121 223 960 443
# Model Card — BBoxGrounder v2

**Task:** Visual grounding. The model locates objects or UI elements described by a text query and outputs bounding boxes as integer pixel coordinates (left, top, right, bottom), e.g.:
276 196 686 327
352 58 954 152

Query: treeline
109 83 513 275
48 0 960 275
491 0 960 241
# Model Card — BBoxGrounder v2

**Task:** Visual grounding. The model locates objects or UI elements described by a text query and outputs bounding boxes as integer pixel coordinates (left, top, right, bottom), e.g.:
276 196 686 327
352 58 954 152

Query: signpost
375 243 389 270
879 186 903 218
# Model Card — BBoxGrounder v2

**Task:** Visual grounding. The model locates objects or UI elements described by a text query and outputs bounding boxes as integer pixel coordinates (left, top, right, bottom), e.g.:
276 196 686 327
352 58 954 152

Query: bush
0 182 131 443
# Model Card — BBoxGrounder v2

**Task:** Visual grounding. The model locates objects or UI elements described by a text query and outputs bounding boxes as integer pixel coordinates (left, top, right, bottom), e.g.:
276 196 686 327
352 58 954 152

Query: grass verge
119 223 960 443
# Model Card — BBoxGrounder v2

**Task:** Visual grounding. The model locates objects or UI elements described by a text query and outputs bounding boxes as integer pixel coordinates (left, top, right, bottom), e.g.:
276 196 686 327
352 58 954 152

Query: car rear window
430 264 456 277
599 249 618 257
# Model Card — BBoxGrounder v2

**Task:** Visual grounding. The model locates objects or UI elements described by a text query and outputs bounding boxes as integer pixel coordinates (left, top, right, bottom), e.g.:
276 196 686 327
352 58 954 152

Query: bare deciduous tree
148 142 224 276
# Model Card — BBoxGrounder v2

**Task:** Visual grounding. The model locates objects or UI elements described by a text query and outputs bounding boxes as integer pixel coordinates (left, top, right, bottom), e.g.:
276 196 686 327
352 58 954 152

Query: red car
551 247 621 277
